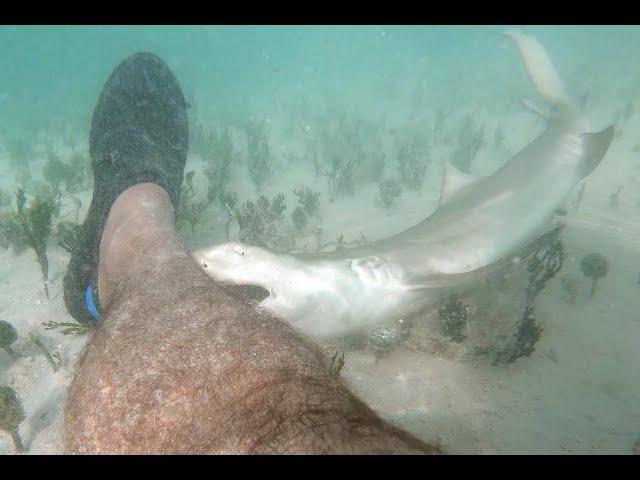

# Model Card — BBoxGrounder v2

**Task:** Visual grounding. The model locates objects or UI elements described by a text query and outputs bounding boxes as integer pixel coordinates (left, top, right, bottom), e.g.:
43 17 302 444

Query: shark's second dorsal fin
579 125 615 179
521 98 550 119
505 28 571 107
439 161 483 206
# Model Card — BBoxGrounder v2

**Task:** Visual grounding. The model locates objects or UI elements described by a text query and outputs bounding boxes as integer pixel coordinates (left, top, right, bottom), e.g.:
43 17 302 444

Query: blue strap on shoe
85 285 101 321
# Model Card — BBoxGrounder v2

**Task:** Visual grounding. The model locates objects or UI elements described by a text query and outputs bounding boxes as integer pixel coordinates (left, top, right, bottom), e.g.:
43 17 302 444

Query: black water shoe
63 52 189 325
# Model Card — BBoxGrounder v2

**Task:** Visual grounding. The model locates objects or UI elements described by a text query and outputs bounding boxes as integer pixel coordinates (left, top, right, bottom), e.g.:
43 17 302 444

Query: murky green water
1 26 639 454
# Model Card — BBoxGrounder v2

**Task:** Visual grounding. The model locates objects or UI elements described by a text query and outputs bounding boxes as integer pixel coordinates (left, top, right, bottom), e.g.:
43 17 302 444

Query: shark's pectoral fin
439 161 485 206
350 256 398 284
579 125 615 179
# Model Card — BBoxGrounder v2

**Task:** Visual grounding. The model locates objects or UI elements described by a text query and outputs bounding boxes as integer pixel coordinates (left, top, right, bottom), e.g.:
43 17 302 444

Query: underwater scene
0 25 639 454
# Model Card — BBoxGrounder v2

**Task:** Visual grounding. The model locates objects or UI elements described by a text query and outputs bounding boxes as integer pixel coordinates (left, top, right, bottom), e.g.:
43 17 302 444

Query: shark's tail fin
505 28 574 110
506 28 614 173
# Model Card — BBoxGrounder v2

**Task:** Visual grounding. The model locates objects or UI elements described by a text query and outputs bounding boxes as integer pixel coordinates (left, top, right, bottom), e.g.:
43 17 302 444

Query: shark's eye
241 251 245 256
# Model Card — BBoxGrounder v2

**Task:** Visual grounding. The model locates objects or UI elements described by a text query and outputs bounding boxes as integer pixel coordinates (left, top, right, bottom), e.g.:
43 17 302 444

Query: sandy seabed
1 106 640 455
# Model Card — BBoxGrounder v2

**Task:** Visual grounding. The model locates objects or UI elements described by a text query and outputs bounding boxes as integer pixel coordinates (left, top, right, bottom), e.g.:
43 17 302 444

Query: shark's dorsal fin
439 161 483 206
579 125 615 179
505 28 571 107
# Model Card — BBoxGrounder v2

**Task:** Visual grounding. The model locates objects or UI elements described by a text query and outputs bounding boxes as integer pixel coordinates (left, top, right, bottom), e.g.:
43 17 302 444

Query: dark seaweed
525 240 565 304
451 114 484 173
579 253 609 298
396 139 429 191
329 350 346 378
439 294 469 343
291 206 307 230
176 170 209 234
202 127 234 205
292 186 320 218
0 212 29 253
56 220 81 254
43 150 86 193
29 333 58 373
0 320 18 360
491 239 564 365
245 118 272 193
376 178 403 210
235 193 292 252
14 189 56 298
43 320 92 336
0 386 26 453
317 115 385 199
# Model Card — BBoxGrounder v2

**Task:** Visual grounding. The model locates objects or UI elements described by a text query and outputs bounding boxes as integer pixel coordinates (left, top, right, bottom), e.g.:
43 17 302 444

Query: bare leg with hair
63 183 440 454
62 51 440 454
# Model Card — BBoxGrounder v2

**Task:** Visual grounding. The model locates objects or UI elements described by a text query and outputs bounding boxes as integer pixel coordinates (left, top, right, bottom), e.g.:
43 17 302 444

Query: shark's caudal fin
506 28 614 179
504 28 571 107
579 125 615 179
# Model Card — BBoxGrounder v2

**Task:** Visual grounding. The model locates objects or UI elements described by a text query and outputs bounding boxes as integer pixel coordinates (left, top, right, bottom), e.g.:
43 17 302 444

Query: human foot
63 52 188 325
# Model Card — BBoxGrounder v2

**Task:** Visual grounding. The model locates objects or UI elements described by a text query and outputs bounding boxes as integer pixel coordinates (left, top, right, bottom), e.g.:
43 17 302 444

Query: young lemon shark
193 29 614 338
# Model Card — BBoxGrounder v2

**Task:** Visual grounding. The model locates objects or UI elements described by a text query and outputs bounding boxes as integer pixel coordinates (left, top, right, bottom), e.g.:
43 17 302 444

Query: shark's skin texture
193 30 614 338
193 244 434 337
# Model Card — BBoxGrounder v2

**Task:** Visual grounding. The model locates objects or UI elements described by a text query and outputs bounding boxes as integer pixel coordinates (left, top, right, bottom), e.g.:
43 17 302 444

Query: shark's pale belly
243 257 429 338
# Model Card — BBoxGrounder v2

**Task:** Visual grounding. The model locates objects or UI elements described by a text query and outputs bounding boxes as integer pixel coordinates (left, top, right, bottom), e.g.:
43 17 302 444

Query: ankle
98 183 182 309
